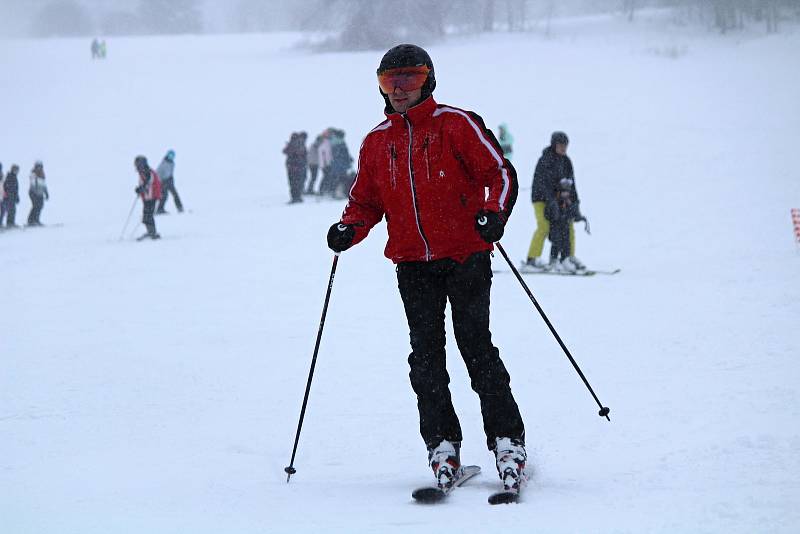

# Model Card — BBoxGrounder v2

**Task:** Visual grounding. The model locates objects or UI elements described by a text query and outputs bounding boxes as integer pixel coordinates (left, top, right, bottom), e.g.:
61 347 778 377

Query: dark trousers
142 199 157 235
318 166 333 196
396 251 525 450
3 198 16 226
288 167 305 202
549 217 571 261
0 198 8 225
157 178 183 212
28 192 44 225
306 165 319 193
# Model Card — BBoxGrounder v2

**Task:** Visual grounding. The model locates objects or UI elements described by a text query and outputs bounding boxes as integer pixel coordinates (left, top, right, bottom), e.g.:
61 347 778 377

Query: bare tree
622 0 636 22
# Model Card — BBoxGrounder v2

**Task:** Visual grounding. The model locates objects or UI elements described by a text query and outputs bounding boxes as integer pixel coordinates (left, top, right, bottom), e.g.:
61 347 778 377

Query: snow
2 12 800 533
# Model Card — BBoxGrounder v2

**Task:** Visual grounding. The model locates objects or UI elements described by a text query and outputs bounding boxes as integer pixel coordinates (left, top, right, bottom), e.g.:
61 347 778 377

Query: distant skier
91 38 100 59
523 131 586 272
133 156 161 240
0 163 5 226
156 150 183 214
283 132 307 204
326 44 527 494
27 160 49 226
305 134 321 195
497 123 513 160
329 129 353 198
2 164 20 228
316 129 333 196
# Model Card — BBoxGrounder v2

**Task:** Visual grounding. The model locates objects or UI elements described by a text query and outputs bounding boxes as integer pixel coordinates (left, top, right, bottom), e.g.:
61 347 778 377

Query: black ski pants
28 192 44 225
142 199 157 235
157 177 183 212
396 251 525 450
305 164 319 193
549 216 571 262
287 167 305 202
3 198 17 226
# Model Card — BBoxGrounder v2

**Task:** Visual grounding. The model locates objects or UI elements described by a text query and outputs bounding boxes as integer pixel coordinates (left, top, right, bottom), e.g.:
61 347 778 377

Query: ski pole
494 242 611 421
119 195 138 241
285 253 340 482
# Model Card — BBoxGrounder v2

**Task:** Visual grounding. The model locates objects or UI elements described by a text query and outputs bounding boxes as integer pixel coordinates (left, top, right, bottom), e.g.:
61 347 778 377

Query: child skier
545 176 586 272
133 156 162 240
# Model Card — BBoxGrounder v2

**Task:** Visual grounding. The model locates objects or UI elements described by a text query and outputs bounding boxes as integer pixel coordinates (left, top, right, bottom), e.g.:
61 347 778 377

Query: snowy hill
2 12 799 533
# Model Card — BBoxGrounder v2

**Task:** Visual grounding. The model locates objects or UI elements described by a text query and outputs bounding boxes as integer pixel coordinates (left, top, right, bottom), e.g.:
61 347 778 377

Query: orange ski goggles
377 66 430 94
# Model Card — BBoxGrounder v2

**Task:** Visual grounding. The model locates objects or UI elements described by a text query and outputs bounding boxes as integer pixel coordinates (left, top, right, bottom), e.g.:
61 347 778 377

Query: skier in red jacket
134 155 162 240
326 44 526 493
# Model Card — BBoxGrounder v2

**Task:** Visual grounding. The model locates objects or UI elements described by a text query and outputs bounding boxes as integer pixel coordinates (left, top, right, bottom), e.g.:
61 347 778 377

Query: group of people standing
131 150 183 241
91 38 107 59
521 130 587 273
283 128 354 204
0 160 50 229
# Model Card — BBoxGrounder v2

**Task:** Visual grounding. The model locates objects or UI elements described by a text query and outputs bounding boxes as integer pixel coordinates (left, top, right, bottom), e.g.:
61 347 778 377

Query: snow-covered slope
2 13 799 533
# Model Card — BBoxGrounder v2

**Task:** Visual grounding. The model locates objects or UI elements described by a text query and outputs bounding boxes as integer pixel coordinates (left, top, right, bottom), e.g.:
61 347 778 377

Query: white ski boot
428 440 461 488
493 437 527 491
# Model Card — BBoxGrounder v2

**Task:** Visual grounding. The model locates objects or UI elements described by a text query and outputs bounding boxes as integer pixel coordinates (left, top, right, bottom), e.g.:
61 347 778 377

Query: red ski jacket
138 169 162 202
341 96 518 263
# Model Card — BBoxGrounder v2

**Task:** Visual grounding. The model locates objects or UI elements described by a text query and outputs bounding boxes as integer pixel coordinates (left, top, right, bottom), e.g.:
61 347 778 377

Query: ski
412 465 481 503
522 267 620 276
488 470 527 505
22 222 64 230
494 267 621 277
488 487 520 505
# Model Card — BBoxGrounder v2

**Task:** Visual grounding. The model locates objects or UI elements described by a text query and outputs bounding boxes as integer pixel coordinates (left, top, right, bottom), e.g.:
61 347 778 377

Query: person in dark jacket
329 129 354 198
134 156 162 240
2 164 20 228
156 150 183 214
305 134 322 195
523 131 586 271
498 123 513 160
283 132 307 203
27 160 49 226
325 44 527 493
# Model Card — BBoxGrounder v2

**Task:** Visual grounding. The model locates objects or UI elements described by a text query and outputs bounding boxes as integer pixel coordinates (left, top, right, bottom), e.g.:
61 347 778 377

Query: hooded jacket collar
385 96 437 126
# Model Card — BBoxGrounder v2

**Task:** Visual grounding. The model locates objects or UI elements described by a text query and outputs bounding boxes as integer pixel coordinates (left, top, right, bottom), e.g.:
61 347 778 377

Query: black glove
475 210 505 243
327 222 355 252
135 186 144 195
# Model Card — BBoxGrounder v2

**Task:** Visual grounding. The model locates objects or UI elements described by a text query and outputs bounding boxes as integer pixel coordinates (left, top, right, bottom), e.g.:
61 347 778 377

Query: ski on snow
488 486 520 505
411 465 481 503
494 266 621 277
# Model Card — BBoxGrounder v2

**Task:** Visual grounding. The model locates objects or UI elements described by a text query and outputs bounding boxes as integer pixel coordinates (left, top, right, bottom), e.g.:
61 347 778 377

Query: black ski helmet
134 155 149 171
551 131 569 147
377 44 436 108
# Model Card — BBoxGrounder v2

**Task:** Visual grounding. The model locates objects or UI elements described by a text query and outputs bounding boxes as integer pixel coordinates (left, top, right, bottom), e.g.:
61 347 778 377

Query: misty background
1 0 798 46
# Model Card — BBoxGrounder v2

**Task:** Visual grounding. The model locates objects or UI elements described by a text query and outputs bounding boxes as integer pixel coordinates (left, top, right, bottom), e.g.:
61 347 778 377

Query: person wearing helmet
283 132 308 204
2 164 20 228
27 160 49 226
497 123 513 160
156 150 183 214
326 44 526 493
133 156 162 240
523 131 587 272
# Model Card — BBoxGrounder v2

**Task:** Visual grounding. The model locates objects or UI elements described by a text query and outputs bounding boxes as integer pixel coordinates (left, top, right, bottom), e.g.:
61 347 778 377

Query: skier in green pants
523 131 585 271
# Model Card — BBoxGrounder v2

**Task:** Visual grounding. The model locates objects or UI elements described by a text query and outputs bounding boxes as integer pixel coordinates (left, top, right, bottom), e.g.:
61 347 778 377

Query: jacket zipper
423 137 431 182
390 145 397 189
403 115 432 261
